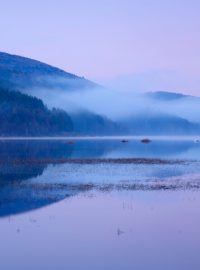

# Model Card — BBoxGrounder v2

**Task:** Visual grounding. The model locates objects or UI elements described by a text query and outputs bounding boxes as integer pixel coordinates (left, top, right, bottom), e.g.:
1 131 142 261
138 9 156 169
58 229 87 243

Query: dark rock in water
67 141 75 145
121 140 129 143
141 138 151 144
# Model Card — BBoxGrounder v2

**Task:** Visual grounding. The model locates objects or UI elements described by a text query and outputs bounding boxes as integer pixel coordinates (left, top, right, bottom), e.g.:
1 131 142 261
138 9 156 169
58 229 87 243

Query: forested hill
0 52 97 92
0 88 73 136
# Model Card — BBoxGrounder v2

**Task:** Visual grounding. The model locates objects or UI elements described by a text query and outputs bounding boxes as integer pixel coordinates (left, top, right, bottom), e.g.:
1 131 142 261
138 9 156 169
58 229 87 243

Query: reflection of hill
0 139 117 217
0 164 44 184
0 139 121 162
0 138 200 217
0 139 119 184
0 140 75 184
0 140 74 217
69 140 121 158
106 140 200 159
0 180 78 217
0 138 199 185
0 140 74 162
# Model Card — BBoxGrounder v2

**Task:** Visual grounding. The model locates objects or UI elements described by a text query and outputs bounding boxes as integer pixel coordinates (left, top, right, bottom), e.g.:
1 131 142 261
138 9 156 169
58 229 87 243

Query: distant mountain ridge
0 52 122 136
146 91 189 101
0 51 200 136
0 51 97 92
122 112 200 135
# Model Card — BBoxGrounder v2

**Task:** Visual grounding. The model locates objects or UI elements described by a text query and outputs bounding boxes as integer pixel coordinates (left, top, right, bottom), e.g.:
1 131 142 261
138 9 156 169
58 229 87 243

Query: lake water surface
0 137 200 270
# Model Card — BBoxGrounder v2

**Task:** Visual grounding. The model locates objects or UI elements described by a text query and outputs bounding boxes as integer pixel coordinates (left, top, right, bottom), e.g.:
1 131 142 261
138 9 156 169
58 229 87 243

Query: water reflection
0 138 200 217
1 137 200 160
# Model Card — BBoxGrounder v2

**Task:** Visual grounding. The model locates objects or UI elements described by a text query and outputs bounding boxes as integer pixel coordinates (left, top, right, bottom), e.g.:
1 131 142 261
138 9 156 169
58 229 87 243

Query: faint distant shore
0 135 199 141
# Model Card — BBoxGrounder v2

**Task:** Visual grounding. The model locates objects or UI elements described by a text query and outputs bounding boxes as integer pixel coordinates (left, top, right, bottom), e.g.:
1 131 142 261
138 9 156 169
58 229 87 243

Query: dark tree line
0 88 73 136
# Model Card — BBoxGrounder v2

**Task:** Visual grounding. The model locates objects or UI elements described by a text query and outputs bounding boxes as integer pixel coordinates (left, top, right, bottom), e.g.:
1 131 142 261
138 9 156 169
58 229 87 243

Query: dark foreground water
0 137 200 270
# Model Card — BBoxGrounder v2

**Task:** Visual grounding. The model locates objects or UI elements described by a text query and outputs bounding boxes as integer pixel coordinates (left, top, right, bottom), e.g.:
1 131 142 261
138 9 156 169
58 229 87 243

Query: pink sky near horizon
0 0 200 95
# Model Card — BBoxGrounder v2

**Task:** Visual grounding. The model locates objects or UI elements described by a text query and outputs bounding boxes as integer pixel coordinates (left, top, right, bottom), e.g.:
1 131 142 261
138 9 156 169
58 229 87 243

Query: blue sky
1 0 200 94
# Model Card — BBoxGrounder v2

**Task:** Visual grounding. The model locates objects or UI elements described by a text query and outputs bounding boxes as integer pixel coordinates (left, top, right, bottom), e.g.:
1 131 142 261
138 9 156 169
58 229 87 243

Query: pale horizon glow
1 0 200 95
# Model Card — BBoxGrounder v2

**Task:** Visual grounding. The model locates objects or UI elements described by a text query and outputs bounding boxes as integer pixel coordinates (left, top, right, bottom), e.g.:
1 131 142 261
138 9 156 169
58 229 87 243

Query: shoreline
0 135 199 141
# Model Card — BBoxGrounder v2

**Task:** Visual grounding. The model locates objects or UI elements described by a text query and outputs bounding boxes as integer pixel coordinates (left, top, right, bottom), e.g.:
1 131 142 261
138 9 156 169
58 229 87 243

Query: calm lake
0 137 200 270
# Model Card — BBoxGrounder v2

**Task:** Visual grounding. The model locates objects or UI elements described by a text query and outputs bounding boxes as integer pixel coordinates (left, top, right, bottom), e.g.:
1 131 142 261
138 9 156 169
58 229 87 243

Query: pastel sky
1 0 200 94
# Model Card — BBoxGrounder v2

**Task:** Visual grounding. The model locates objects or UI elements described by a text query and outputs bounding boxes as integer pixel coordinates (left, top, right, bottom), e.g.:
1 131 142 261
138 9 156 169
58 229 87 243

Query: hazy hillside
0 52 96 92
0 52 124 136
145 91 188 101
0 87 122 136
122 112 200 135
1 52 200 136
71 110 122 135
